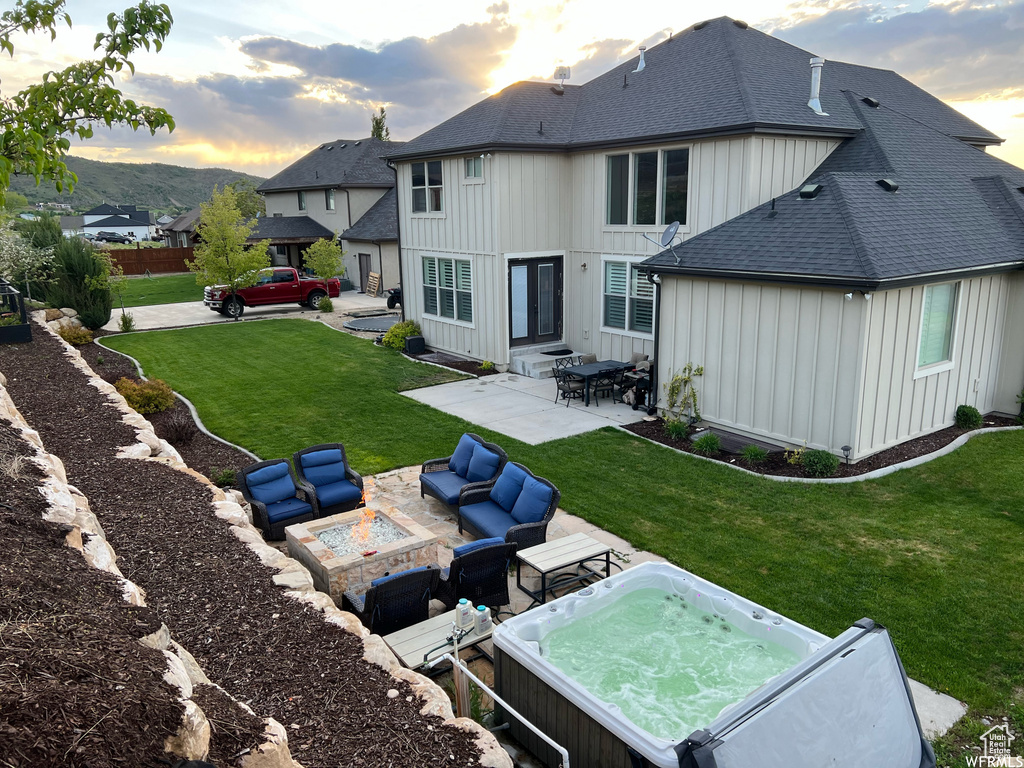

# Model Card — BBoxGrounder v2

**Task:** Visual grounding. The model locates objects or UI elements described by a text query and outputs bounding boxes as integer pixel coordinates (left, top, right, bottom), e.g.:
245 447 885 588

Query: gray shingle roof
258 138 405 193
247 216 335 242
341 188 397 241
84 215 152 228
388 17 998 161
165 207 201 233
642 92 1024 288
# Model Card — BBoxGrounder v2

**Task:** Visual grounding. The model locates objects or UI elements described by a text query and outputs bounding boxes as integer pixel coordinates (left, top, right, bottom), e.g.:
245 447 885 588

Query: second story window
297 190 306 211
325 189 335 211
412 160 443 213
423 256 472 322
465 157 482 178
606 148 690 227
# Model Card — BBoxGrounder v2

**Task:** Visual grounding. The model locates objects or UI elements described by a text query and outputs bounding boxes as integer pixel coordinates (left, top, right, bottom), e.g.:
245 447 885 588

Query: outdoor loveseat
420 433 508 507
457 462 560 551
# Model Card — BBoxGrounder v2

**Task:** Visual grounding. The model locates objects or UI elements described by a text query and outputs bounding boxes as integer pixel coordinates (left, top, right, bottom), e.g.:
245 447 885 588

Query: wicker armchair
437 539 518 611
341 565 441 636
238 459 320 541
458 462 561 551
292 443 364 516
420 433 508 507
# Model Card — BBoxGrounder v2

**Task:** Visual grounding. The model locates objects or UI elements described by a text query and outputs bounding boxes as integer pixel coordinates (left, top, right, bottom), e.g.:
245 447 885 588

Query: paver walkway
402 372 645 444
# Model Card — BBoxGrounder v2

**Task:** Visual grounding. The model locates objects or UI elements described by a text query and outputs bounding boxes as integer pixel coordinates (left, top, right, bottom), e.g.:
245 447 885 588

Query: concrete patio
401 371 647 445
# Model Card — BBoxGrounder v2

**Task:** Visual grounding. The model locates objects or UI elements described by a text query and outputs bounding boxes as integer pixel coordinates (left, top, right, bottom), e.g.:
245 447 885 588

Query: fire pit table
286 504 439 602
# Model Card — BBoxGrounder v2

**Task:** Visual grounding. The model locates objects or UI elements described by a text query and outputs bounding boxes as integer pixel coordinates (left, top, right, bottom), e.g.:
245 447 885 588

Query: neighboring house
60 215 84 238
80 203 157 240
387 16 1024 461
162 207 201 247
257 138 404 290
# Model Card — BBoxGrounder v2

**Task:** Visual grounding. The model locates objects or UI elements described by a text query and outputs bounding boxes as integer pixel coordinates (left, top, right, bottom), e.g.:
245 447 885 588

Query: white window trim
599 254 655 339
603 144 693 234
913 281 961 380
411 160 446 217
420 253 476 329
462 156 485 185
325 188 336 213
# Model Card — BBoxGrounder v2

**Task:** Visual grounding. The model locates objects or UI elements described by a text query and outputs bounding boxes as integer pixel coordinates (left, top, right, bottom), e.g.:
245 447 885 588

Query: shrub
740 444 768 463
45 239 112 329
481 360 495 371
803 449 840 478
664 418 689 440
114 377 176 414
785 446 805 466
57 325 94 346
209 467 236 488
0 314 21 327
691 432 721 456
954 404 982 430
162 407 199 445
318 296 334 313
118 312 136 332
382 320 421 350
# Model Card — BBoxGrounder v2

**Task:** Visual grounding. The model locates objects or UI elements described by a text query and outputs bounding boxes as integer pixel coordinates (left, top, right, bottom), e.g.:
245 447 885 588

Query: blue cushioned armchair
341 565 441 636
239 459 320 541
292 444 364 517
458 462 560 551
420 433 508 507
437 538 518 611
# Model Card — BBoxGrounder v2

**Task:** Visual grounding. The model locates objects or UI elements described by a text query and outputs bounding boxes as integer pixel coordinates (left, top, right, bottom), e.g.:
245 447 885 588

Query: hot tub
493 562 934 768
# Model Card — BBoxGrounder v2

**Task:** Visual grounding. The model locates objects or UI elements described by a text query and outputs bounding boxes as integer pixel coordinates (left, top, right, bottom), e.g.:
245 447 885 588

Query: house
257 138 404 291
386 16 1024 462
80 203 157 240
60 215 84 238
162 207 201 247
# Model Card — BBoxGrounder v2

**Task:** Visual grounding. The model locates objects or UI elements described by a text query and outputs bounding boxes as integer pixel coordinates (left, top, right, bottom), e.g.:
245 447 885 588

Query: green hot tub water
541 588 800 741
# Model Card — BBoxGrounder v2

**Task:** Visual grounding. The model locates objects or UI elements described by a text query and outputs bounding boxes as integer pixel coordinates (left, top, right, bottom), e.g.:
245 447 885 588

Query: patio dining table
561 360 630 406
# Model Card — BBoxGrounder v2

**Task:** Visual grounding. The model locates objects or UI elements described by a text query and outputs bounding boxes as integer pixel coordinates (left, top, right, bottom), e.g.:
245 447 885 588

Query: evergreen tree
370 106 390 141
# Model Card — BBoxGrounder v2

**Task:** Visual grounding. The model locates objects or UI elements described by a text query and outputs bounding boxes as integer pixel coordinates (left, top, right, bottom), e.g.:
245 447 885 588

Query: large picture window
412 161 443 213
423 256 472 322
603 260 653 334
918 283 957 368
606 148 690 226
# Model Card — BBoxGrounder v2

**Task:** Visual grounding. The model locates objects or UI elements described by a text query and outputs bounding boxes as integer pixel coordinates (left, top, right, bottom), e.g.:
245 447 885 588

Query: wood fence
102 245 194 275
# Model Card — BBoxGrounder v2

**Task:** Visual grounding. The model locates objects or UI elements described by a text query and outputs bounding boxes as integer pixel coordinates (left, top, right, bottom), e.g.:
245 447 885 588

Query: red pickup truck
203 267 341 318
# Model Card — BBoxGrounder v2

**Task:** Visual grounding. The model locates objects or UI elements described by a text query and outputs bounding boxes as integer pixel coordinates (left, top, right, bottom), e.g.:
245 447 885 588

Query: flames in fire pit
351 477 376 545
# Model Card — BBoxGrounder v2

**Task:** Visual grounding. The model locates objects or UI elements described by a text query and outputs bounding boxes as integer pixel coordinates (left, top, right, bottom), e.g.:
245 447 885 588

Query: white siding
994 272 1024 413
658 279 863 453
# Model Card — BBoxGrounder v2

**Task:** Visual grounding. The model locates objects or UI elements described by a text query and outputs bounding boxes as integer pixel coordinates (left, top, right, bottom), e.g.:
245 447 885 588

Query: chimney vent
634 46 646 73
799 183 823 199
861 96 880 108
808 57 829 116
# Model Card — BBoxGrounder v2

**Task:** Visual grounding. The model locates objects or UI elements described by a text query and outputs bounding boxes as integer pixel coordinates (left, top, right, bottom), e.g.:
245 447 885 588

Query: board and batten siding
855 274 1011 457
562 135 840 362
658 279 864 453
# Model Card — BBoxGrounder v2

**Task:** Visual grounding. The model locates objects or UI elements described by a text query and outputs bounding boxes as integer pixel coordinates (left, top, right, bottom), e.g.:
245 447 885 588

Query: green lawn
119 273 204 307
103 319 1024 724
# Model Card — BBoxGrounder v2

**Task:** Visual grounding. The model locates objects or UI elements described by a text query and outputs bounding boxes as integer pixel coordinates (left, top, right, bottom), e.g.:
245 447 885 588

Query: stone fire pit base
286 505 438 601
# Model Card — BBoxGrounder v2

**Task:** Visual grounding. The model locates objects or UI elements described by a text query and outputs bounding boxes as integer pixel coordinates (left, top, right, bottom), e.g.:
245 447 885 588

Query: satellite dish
660 221 680 247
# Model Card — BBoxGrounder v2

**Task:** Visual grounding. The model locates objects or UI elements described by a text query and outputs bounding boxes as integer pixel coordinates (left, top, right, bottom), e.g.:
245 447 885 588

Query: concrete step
509 344 577 379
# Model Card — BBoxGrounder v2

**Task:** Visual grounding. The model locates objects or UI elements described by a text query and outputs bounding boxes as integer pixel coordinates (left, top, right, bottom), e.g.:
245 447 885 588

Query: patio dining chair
578 353 598 365
590 368 624 406
342 565 441 636
437 538 518 611
552 367 585 406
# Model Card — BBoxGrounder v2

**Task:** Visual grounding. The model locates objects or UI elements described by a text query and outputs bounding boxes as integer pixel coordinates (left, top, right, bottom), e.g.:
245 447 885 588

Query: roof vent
339 143 347 148
732 19 748 29
799 184 823 199
633 46 646 73
1017 186 1024 195
693 20 710 30
550 85 564 95
861 96 880 108
807 57 829 116
355 140 361 145
327 146 333 151
877 178 899 192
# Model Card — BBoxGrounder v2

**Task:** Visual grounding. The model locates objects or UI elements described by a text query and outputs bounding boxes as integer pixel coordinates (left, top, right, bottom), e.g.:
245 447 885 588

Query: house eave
257 181 394 194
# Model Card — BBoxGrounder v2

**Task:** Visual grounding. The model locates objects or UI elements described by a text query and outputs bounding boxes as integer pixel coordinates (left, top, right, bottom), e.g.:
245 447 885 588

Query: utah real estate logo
966 724 1022 767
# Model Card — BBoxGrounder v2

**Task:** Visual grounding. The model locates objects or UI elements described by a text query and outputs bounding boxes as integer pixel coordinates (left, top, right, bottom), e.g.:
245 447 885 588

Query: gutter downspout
343 189 353 230
645 269 661 415
372 240 383 286
386 159 406 322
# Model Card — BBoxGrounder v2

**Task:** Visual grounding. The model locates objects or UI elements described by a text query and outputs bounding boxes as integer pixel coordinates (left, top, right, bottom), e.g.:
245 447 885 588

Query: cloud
765 0 1024 101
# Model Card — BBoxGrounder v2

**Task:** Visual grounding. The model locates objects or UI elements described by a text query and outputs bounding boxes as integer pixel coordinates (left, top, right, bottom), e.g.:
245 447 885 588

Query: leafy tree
0 0 175 206
224 178 265 219
370 106 390 141
3 191 27 211
187 185 270 320
0 216 54 301
302 235 344 310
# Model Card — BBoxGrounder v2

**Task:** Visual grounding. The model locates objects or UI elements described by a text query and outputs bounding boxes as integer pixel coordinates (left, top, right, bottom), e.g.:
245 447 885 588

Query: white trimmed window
412 161 443 213
297 190 306 211
423 256 472 322
465 157 483 178
606 148 690 227
603 260 653 334
918 282 958 369
325 189 335 211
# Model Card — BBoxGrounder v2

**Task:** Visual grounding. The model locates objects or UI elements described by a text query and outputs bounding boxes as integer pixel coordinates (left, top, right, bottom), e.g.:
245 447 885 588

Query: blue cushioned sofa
420 433 508 507
239 459 321 541
458 462 560 551
292 443 364 516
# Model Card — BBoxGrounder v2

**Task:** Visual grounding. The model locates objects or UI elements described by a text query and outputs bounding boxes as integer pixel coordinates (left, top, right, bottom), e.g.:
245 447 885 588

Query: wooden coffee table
383 609 494 669
517 532 612 607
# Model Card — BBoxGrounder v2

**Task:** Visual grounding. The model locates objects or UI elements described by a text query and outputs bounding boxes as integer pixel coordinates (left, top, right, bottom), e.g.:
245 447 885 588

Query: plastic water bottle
456 598 473 629
474 605 492 633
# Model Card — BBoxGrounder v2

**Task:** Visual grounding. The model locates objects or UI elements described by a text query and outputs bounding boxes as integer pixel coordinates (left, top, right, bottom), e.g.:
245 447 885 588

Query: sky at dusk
4 0 1024 178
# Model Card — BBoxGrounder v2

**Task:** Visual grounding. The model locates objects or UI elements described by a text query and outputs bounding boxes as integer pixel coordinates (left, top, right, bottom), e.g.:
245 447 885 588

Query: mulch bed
625 415 1019 478
77 340 252 483
0 329 483 767
405 350 490 377
0 419 185 767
